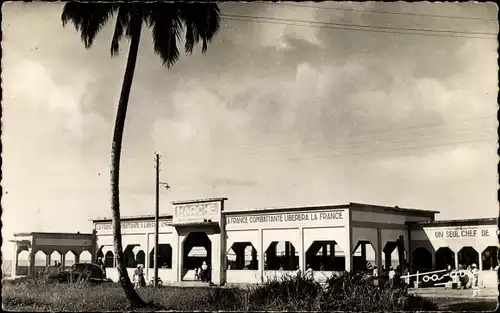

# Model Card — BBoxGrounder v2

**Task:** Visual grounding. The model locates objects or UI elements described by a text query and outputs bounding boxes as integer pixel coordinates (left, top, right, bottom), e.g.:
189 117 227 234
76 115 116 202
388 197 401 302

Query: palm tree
61 2 220 307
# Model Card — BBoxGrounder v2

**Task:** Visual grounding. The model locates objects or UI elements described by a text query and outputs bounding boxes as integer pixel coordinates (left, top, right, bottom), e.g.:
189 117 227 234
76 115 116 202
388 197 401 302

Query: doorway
182 232 212 281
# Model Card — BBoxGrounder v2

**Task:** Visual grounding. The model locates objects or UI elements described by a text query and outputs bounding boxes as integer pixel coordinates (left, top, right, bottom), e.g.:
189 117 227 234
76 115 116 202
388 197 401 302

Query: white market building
10 198 498 287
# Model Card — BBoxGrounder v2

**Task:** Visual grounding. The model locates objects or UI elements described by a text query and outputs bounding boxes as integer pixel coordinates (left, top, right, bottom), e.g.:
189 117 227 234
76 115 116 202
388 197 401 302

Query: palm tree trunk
110 14 146 308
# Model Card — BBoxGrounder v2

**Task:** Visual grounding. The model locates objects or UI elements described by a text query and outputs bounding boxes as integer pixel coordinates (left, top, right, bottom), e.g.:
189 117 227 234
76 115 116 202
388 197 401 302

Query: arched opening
305 240 345 271
50 251 62 267
104 251 114 268
149 244 172 269
17 250 29 276
123 245 136 268
65 251 76 266
482 246 499 271
96 248 104 262
80 250 92 263
136 250 146 266
435 247 455 270
382 241 400 270
264 241 299 270
412 247 432 271
458 246 479 268
226 242 258 270
353 241 376 272
182 232 211 280
34 251 47 277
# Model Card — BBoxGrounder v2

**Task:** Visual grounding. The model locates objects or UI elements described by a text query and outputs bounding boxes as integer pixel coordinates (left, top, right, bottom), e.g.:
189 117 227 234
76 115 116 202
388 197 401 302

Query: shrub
2 274 438 312
247 274 324 311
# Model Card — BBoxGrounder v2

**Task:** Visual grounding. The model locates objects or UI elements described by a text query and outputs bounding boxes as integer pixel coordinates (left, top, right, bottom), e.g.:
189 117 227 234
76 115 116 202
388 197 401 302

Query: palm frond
62 2 118 48
110 5 132 57
145 3 183 68
179 3 220 54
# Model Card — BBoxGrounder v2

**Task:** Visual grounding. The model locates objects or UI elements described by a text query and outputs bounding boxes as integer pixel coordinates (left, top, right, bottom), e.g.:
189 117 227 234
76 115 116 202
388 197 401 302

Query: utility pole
153 153 171 288
154 153 160 288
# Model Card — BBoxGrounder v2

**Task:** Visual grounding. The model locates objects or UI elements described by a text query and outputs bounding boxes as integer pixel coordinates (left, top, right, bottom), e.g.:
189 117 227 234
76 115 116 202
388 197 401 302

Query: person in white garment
388 267 396 288
471 263 481 297
201 261 209 282
133 264 143 289
305 264 314 280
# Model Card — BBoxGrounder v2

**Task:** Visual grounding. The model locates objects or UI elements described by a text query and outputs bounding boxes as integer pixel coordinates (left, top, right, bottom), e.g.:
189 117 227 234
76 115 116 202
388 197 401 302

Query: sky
1 2 498 260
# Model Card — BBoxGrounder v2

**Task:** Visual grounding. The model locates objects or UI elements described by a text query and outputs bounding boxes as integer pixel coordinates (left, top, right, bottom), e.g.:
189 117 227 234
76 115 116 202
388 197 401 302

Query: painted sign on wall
173 201 222 224
95 220 170 231
226 210 344 226
434 228 492 239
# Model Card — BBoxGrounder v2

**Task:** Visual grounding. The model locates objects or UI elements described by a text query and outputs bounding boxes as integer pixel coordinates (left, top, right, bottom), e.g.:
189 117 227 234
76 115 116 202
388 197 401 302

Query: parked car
60 263 107 283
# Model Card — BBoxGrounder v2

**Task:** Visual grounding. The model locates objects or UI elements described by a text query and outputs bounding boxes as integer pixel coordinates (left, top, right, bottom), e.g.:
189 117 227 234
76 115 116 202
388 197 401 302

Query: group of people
133 264 146 289
194 261 211 282
453 263 482 297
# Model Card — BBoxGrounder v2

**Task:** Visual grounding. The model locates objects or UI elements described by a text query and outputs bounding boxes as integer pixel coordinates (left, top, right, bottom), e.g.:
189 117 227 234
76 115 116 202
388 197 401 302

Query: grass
2 272 439 312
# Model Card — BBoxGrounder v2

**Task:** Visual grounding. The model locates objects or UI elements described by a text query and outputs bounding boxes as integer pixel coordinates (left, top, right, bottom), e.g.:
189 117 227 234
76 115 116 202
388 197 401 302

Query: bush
247 274 324 311
321 272 438 312
2 274 438 312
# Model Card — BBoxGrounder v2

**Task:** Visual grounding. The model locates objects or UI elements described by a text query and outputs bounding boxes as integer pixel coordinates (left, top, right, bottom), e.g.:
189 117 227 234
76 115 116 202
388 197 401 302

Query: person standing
201 261 208 282
388 267 396 288
305 264 314 280
471 264 481 297
133 264 143 289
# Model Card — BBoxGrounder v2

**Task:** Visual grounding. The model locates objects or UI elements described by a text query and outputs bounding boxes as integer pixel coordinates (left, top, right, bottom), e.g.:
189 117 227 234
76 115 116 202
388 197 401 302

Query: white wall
413 225 497 253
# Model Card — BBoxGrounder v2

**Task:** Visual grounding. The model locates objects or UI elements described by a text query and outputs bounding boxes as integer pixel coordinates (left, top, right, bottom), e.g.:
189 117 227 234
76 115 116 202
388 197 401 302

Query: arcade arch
65 251 77 266
80 250 92 263
412 247 432 271
306 240 346 271
50 251 62 267
435 247 454 270
104 251 115 267
149 244 172 269
482 246 498 270
136 250 146 266
123 245 136 268
226 242 258 270
264 241 298 271
352 241 376 272
458 246 479 268
182 232 211 280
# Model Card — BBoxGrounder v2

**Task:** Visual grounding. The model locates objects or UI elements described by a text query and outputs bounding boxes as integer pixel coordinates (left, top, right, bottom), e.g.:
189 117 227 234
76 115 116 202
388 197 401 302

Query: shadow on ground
433 298 497 311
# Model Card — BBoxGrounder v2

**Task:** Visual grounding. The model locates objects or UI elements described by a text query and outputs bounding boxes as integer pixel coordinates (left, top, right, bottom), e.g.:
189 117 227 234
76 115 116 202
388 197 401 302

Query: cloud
1 2 498 261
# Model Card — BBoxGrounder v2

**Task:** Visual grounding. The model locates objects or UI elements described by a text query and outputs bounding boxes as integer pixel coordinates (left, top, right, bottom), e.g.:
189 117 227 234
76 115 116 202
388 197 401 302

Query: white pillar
299 227 304 274
177 234 184 282
145 233 150 280
454 250 459 270
345 211 353 272
11 243 18 277
258 229 264 283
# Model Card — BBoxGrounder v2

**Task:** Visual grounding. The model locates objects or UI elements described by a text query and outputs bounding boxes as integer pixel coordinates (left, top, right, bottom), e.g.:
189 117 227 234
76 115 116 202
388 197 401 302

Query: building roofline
13 232 93 237
408 217 496 227
90 214 173 222
90 202 439 221
171 197 228 205
223 204 350 216
349 202 440 215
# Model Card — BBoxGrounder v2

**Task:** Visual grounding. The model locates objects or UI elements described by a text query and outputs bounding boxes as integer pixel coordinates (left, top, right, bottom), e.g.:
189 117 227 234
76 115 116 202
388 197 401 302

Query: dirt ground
409 287 498 311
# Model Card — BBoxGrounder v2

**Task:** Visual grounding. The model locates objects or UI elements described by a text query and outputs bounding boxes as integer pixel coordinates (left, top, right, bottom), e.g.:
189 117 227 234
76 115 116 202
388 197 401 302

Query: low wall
226 270 260 284
105 268 176 284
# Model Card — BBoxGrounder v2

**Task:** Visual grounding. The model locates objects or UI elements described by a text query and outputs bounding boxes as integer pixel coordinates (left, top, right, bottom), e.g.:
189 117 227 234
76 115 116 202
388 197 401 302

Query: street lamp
153 153 171 288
